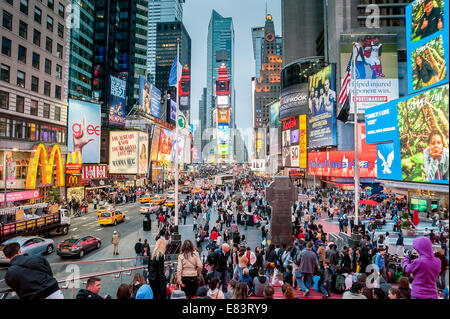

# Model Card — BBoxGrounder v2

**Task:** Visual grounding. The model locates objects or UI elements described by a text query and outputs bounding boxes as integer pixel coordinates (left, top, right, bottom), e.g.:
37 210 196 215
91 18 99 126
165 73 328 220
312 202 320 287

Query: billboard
217 95 229 107
308 150 377 178
68 99 101 164
406 0 448 94
138 132 149 175
299 115 307 169
150 127 161 162
340 34 399 113
365 83 449 184
269 101 281 155
280 83 309 120
158 129 174 162
217 109 230 124
308 65 337 148
83 165 107 179
109 76 126 125
179 65 191 111
282 116 306 168
109 131 139 174
139 76 161 118
251 159 265 172
170 99 177 122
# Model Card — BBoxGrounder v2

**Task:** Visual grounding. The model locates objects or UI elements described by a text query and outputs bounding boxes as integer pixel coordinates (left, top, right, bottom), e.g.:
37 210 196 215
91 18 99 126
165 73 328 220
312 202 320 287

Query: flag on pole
337 92 351 123
338 52 353 105
168 55 183 87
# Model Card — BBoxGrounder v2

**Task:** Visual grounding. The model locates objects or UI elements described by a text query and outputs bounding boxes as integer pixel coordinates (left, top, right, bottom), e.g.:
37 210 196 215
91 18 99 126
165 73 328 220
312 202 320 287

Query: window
55 85 61 100
1 37 11 56
18 45 26 63
56 43 63 58
55 64 62 79
1 64 10 82
43 103 50 118
32 52 40 69
2 10 12 30
34 7 41 24
20 0 29 15
16 95 24 113
54 106 60 121
47 0 54 10
17 70 25 88
30 99 38 115
57 23 63 38
46 15 53 32
45 59 51 75
31 76 38 92
45 37 52 52
58 3 65 18
44 81 50 96
0 90 9 109
19 20 28 39
33 29 41 46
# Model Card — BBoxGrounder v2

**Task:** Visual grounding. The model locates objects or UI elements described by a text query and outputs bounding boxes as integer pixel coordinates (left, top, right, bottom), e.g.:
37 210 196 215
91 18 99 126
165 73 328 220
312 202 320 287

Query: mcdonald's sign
65 151 82 174
26 144 65 189
66 174 81 187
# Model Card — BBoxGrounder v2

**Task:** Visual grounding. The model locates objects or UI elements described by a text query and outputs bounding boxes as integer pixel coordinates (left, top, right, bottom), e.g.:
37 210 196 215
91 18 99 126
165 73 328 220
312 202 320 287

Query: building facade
147 0 185 84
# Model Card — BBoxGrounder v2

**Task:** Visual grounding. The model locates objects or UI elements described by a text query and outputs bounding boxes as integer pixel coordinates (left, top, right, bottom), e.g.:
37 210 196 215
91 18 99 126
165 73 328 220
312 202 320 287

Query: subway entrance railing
0 257 178 299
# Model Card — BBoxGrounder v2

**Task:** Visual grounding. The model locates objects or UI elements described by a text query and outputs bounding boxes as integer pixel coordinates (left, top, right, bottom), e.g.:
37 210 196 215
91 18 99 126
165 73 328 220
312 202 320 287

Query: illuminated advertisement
150 127 161 162
299 114 307 169
251 159 265 172
139 76 161 118
171 135 186 163
217 109 230 124
406 0 448 94
138 132 149 175
26 144 64 189
170 99 177 122
269 101 281 155
68 99 101 164
216 63 230 95
280 83 309 120
340 34 399 113
83 165 107 179
109 131 139 174
218 144 229 156
217 95 229 107
179 65 191 111
308 65 337 147
158 129 174 162
308 150 377 178
365 83 449 184
109 75 126 125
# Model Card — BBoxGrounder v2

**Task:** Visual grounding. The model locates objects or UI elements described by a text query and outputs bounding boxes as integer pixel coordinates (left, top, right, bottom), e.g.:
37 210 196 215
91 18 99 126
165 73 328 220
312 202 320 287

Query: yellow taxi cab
98 210 125 226
149 195 166 205
192 187 202 194
164 197 175 207
139 194 151 203
181 185 192 193
97 205 115 218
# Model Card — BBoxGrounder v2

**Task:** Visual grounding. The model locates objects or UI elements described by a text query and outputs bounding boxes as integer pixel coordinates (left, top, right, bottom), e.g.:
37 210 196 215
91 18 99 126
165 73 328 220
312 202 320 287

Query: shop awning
322 180 355 188
379 180 449 194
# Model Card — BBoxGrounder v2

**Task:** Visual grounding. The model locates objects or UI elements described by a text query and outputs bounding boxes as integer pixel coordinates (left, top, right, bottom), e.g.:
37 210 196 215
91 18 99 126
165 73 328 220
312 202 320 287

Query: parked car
98 210 125 226
139 203 160 214
57 235 101 258
0 236 55 265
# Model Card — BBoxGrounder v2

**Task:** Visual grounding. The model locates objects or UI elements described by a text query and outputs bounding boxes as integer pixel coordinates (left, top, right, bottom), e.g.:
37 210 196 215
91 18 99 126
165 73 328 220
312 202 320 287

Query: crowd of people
2 173 448 300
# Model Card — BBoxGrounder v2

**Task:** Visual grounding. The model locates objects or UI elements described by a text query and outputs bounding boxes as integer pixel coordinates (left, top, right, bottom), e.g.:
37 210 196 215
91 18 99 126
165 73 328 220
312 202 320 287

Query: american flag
338 52 353 105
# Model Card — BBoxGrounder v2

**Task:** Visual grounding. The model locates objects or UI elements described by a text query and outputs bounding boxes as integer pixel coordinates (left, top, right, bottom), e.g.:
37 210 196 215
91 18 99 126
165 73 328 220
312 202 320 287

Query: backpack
294 249 303 266
335 274 346 293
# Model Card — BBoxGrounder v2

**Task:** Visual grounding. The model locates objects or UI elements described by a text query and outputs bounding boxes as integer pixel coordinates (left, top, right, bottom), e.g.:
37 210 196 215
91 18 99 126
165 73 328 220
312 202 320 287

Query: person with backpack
334 266 347 294
208 243 231 293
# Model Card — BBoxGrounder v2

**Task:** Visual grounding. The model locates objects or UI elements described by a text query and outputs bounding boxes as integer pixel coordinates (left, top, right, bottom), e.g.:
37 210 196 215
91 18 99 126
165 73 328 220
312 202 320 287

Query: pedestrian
177 240 203 299
116 283 132 299
296 241 318 297
342 282 367 299
207 277 225 299
134 238 144 266
111 230 121 255
435 247 448 290
76 277 111 299
148 238 167 300
208 243 231 293
3 242 64 299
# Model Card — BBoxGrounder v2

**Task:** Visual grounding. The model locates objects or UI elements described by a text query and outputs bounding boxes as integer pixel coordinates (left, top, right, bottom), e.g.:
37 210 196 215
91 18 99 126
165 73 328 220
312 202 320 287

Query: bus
214 174 235 186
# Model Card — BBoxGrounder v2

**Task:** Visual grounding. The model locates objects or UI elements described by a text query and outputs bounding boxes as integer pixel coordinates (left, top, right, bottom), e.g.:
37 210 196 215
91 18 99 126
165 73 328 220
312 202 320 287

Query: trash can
143 217 151 231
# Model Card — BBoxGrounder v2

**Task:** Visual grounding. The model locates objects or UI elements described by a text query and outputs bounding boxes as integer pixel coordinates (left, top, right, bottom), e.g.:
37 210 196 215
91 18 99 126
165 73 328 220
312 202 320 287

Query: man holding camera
403 237 441 299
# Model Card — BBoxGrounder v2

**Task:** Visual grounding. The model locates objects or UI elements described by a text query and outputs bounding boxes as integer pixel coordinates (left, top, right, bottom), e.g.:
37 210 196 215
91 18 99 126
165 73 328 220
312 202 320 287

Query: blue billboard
365 83 449 184
109 75 126 125
139 76 161 119
68 99 101 164
406 0 449 94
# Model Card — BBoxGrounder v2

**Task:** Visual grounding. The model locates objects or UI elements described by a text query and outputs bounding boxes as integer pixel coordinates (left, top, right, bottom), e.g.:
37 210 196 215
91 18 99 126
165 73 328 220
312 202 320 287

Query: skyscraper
147 0 185 84
206 10 235 130
68 0 94 101
251 27 264 79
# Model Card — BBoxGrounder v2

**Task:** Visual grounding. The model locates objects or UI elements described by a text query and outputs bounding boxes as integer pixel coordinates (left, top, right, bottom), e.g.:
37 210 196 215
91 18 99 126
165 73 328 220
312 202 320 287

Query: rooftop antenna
265 0 268 16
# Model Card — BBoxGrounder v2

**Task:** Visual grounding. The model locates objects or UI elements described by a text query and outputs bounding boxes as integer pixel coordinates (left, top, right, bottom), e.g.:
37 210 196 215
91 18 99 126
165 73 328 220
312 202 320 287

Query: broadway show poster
406 0 449 94
109 131 139 174
397 83 449 183
340 34 399 113
150 127 161 162
158 129 174 162
138 132 149 175
139 76 161 118
109 76 126 125
308 64 337 148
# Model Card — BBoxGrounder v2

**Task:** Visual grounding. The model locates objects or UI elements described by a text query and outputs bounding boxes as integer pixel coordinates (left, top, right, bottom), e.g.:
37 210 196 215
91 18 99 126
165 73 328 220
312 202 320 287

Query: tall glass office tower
147 0 185 84
206 10 235 129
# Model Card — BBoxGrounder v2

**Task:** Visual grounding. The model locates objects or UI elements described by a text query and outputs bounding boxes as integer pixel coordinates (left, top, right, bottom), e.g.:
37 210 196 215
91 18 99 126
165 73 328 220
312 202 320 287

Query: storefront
84 179 112 202
66 187 85 202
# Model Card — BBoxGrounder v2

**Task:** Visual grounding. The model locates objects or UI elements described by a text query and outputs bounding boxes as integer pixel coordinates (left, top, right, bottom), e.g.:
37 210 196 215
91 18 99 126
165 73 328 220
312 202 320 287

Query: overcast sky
184 0 282 134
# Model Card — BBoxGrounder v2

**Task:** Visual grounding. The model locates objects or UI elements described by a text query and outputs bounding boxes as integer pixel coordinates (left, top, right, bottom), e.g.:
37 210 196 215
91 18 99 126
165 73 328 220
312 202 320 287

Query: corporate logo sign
280 83 309 120
68 99 101 164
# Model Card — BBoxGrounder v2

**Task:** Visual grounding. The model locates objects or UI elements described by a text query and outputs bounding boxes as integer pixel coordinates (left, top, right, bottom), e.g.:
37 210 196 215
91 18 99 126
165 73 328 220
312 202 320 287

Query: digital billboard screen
109 76 126 125
139 76 161 118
